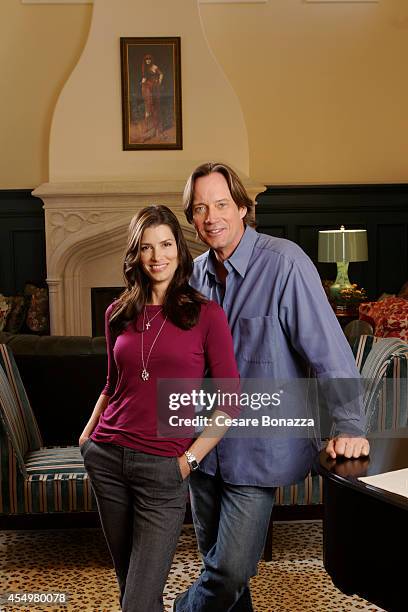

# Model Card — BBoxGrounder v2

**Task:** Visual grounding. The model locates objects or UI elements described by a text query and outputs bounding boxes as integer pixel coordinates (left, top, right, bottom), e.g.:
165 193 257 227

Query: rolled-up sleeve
278 254 366 436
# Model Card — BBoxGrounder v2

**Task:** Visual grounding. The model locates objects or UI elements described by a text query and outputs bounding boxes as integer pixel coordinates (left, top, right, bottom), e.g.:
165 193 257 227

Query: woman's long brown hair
109 205 206 335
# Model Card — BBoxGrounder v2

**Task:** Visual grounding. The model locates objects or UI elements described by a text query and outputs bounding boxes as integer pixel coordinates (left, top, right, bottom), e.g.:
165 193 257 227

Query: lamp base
329 261 352 303
332 304 359 318
327 261 367 315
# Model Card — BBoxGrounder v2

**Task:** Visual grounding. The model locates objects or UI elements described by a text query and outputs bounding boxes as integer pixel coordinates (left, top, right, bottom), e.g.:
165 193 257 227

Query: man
175 162 369 612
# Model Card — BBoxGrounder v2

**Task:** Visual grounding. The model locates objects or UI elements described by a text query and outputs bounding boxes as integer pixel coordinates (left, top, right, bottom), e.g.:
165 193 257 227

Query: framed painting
120 37 182 150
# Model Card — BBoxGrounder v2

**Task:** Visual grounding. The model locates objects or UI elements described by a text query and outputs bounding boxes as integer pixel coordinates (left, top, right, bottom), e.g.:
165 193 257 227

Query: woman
141 54 163 139
79 205 239 612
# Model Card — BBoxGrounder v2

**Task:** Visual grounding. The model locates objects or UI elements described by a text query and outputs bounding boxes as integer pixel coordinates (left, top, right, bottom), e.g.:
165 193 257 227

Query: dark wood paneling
256 184 408 300
376 225 408 295
1 186 407 302
0 190 46 295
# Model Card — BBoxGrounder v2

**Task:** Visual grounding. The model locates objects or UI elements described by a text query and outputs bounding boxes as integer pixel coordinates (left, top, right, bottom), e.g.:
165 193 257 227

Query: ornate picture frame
120 37 182 150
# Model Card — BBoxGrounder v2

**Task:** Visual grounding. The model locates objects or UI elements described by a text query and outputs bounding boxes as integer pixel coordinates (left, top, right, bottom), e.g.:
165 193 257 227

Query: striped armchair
0 345 96 514
274 334 408 508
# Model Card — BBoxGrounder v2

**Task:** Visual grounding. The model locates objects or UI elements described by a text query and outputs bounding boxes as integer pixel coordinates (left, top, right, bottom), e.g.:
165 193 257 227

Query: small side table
332 307 359 329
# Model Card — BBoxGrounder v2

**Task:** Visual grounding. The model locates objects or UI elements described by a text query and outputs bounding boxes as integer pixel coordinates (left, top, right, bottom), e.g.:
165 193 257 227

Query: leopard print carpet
0 522 383 612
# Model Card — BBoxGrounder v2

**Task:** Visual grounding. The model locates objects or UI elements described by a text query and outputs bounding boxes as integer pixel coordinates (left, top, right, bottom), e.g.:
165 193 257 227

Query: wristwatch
184 450 200 471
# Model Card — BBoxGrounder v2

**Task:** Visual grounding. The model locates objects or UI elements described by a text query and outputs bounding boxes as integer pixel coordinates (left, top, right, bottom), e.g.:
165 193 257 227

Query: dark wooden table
318 431 408 612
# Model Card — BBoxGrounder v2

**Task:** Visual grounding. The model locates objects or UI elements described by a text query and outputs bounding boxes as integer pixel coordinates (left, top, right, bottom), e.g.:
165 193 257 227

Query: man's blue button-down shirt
190 226 365 486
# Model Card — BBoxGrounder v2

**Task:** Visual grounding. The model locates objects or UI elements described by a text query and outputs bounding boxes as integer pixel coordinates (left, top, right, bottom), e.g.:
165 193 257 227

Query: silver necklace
144 306 162 330
141 306 167 381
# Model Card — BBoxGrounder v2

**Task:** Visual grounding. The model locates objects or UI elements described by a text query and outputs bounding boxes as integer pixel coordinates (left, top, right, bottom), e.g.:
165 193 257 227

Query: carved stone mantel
33 179 264 336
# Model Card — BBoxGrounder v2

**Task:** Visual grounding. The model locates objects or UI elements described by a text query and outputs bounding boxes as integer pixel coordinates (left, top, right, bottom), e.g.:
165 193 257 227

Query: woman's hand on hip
177 454 191 480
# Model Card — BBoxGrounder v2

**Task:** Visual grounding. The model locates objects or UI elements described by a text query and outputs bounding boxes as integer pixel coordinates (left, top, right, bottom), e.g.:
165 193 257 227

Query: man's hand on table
325 436 370 459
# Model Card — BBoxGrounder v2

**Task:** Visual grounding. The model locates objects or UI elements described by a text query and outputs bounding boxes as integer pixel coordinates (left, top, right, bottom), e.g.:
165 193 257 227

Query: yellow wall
0 0 92 188
1 0 408 188
200 0 408 184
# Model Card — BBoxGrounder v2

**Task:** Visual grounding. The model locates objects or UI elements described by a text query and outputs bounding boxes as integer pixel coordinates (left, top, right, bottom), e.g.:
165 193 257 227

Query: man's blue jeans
175 470 275 612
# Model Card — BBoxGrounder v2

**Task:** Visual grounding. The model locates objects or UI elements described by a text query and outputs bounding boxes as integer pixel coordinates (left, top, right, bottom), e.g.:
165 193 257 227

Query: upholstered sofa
0 332 107 446
0 332 407 522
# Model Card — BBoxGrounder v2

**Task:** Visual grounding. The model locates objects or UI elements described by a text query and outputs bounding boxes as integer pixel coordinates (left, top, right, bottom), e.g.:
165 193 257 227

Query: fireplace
91 287 124 337
32 182 212 336
32 182 263 336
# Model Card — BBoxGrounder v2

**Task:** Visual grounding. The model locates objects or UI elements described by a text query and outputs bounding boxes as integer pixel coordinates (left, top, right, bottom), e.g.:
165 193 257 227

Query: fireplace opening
91 287 124 337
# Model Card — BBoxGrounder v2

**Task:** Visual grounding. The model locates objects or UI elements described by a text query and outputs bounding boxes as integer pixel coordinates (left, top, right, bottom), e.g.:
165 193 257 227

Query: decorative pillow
377 292 395 301
359 297 408 342
25 284 49 334
5 295 28 333
24 282 42 297
0 294 12 331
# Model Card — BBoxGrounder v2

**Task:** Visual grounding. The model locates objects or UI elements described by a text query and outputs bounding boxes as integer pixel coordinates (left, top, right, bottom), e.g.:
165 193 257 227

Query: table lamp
318 226 368 309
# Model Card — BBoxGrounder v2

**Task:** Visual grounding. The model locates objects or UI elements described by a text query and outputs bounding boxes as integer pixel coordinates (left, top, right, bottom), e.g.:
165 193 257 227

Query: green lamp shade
318 227 368 263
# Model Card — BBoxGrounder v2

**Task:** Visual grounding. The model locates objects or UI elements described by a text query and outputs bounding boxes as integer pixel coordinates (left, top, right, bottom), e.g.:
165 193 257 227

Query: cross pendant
141 369 150 381
146 322 151 329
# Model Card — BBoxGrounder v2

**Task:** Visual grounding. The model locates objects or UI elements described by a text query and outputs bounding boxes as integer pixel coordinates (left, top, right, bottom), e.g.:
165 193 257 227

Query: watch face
189 459 199 471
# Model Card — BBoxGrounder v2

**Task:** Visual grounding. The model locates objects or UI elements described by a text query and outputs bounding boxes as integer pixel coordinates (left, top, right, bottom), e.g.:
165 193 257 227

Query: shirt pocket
238 316 275 363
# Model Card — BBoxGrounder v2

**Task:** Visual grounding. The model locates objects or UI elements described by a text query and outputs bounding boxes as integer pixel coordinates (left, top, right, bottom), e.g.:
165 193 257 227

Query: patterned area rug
0 522 383 612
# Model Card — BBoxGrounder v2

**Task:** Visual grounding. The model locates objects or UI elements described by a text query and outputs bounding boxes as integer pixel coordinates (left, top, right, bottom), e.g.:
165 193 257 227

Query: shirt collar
206 225 258 280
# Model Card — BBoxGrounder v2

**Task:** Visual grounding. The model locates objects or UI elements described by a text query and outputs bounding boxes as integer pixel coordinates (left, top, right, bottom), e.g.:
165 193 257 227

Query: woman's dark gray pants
81 440 188 612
